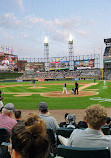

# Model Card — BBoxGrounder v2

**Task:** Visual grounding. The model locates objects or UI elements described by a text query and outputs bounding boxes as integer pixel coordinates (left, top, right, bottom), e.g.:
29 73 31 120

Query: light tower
44 37 49 72
68 35 74 70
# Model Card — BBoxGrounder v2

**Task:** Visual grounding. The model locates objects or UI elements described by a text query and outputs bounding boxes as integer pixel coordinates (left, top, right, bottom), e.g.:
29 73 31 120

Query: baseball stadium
1 1 111 157
0 38 111 122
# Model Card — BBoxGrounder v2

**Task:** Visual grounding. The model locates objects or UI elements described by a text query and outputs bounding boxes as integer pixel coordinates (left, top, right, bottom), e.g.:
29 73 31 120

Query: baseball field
0 80 111 110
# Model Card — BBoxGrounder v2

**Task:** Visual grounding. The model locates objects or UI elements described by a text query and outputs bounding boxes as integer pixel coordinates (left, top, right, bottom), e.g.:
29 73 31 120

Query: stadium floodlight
69 34 73 42
68 34 74 70
44 36 49 72
44 36 48 44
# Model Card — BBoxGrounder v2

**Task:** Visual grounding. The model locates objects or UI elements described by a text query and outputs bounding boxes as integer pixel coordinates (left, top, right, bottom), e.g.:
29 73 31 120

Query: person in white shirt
2 57 9 67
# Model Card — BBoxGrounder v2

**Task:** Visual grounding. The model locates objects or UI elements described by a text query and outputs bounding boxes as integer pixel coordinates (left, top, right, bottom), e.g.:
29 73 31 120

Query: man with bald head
0 103 17 134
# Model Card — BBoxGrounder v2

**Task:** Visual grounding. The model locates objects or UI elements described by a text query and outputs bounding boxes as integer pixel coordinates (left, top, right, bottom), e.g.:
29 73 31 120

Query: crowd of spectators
80 69 102 77
1 102 111 157
16 69 102 81
104 70 111 80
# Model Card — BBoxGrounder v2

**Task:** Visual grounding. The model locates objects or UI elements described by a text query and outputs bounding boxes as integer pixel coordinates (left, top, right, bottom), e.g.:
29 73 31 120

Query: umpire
75 81 79 95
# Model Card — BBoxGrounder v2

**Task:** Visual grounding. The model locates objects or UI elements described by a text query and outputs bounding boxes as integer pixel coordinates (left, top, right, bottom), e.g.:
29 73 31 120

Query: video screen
74 59 94 68
0 55 18 71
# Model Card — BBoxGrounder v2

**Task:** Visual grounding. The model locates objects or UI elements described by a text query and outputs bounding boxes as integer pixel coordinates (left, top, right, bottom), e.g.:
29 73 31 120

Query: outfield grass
0 80 111 110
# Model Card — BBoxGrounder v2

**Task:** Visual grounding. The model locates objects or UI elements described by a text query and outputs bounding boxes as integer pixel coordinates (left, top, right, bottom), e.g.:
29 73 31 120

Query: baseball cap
4 103 15 111
38 102 48 111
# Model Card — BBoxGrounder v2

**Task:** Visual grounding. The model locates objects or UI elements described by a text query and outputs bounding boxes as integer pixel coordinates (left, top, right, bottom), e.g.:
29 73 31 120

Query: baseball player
62 83 67 94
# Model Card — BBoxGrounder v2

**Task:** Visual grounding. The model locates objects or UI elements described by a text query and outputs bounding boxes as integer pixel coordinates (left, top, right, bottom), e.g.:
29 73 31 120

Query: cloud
27 15 52 26
54 17 80 29
89 19 94 24
77 30 87 36
22 32 29 39
0 13 88 53
16 0 24 10
0 13 20 29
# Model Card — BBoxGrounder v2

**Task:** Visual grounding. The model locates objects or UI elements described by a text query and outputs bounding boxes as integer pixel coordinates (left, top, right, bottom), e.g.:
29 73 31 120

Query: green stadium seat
108 128 111 135
56 128 74 145
57 145 110 158
47 128 57 156
0 145 11 158
0 128 10 145
101 126 110 135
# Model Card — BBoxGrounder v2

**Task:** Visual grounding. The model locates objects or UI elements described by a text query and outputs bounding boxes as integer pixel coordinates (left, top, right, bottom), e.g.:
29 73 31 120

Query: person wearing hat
0 103 17 135
38 102 59 132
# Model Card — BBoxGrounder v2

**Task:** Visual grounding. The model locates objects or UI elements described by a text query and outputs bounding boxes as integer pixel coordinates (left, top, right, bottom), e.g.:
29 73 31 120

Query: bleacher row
0 125 111 158
17 69 102 80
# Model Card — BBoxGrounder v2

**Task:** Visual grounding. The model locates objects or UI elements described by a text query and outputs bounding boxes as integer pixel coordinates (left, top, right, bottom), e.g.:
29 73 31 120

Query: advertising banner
25 62 45 71
89 60 94 68
74 59 94 68
49 61 69 70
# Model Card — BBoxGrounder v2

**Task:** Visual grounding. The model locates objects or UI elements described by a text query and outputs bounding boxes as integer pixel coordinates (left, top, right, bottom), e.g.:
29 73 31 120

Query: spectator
0 103 17 135
8 114 49 158
78 115 88 129
59 113 69 127
102 117 111 128
38 102 59 132
0 98 3 113
0 91 3 113
14 110 24 124
67 104 111 154
65 114 79 129
107 117 111 128
106 117 111 125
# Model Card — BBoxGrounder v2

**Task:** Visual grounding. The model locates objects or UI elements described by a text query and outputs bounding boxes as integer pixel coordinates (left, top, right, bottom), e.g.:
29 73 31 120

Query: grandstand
103 38 111 79
0 39 110 81
16 53 101 81
17 69 102 81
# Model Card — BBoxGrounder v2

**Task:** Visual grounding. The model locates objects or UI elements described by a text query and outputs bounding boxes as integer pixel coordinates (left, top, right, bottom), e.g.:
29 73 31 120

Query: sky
0 0 111 59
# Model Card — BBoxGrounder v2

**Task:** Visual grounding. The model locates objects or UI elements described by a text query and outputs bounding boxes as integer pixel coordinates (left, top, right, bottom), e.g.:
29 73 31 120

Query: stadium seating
108 128 111 135
56 128 74 145
0 145 11 158
0 128 10 145
101 126 110 135
16 69 102 80
57 145 110 158
47 128 57 156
